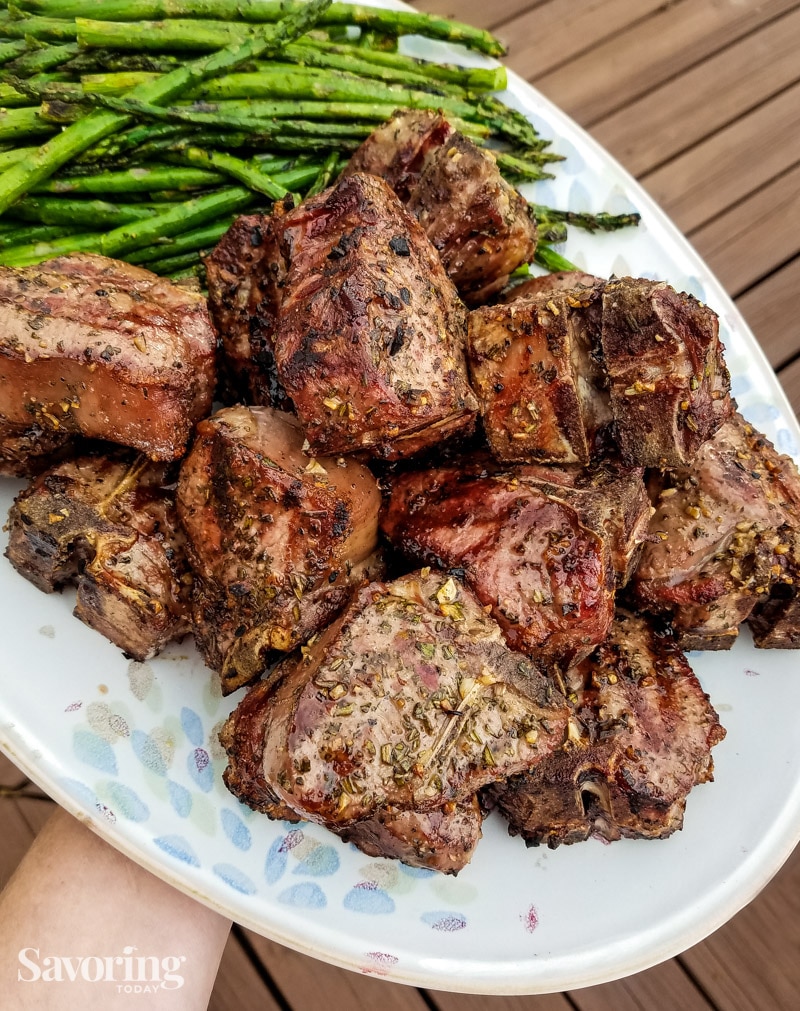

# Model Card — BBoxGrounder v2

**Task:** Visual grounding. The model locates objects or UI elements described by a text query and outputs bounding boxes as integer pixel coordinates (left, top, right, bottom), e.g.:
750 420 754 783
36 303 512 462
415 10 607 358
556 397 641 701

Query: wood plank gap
777 355 800 419
674 955 723 1011
775 345 800 377
417 989 446 1011
581 0 800 129
589 5 800 176
735 251 800 303
409 0 550 35
638 81 800 232
683 156 800 293
230 924 295 1011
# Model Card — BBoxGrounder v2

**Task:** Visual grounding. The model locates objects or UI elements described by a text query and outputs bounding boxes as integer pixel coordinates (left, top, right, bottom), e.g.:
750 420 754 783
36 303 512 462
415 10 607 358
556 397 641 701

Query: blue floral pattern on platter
2 1 800 993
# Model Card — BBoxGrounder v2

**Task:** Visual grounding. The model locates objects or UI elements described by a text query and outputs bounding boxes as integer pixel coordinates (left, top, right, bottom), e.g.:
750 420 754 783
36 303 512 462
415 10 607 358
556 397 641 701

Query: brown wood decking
2 1 799 1007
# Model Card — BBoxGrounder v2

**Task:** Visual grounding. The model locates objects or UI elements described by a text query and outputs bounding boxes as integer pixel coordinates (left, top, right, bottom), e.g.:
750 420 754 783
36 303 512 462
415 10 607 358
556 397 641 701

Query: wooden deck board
689 161 800 295
569 961 715 1011
492 0 667 80
590 6 800 177
736 256 800 370
242 929 432 1011
209 933 283 1011
410 0 547 33
640 80 800 233
777 356 800 419
529 0 800 124
678 844 800 1011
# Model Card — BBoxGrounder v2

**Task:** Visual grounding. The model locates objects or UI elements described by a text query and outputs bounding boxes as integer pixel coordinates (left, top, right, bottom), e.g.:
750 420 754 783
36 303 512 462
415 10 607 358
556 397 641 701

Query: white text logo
17 946 186 992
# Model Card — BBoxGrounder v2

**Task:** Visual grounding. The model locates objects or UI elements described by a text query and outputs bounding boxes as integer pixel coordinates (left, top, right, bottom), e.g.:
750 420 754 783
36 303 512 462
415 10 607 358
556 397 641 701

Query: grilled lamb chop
177 405 382 693
246 570 569 828
381 465 615 668
600 278 731 468
344 110 538 304
510 460 650 586
264 172 478 459
468 285 608 465
484 611 726 847
220 673 483 873
468 277 731 469
6 452 189 660
0 254 216 475
204 212 290 410
631 411 800 649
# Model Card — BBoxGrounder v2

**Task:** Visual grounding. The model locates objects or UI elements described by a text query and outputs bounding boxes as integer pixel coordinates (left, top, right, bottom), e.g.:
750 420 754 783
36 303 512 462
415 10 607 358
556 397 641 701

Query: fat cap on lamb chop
177 405 382 694
0 254 216 475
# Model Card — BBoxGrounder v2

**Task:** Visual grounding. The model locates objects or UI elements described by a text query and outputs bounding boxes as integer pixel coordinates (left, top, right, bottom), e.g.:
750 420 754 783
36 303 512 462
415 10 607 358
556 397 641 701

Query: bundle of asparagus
0 0 638 280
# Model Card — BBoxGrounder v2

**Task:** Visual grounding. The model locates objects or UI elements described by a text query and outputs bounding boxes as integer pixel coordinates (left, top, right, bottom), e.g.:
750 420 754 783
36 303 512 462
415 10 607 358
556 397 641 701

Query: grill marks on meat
345 110 537 305
381 466 615 668
244 570 569 828
177 405 382 693
0 254 216 475
509 460 650 586
270 172 478 459
6 452 189 660
632 411 800 649
485 611 725 847
204 212 290 410
467 277 731 469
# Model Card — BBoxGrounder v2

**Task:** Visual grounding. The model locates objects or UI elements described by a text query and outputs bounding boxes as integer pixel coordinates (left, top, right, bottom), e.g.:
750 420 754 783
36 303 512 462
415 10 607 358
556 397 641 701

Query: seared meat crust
469 277 731 469
177 405 382 693
0 254 216 474
220 671 483 873
344 111 537 304
270 172 478 459
381 466 615 668
468 287 608 465
337 796 483 875
204 212 290 409
253 570 569 826
6 452 189 660
601 278 731 467
632 411 800 649
219 674 303 821
511 460 650 586
485 611 726 847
